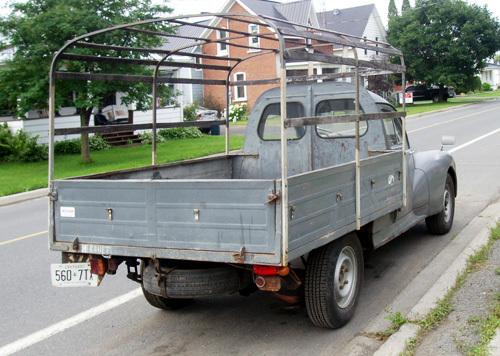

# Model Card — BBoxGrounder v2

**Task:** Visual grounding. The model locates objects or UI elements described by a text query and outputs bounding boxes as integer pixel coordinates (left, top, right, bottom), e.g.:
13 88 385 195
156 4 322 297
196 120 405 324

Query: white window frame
217 28 228 56
233 72 247 101
248 24 260 51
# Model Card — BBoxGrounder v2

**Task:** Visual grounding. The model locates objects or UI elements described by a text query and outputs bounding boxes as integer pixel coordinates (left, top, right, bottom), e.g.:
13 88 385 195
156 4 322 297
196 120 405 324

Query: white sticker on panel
60 206 76 218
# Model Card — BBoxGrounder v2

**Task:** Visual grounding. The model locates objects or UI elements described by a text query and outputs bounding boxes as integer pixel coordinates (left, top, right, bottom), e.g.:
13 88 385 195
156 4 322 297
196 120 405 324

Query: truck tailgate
52 179 280 264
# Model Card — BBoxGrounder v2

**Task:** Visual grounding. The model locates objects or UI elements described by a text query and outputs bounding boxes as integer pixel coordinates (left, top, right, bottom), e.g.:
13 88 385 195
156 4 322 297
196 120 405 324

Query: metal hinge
265 190 280 205
49 190 58 201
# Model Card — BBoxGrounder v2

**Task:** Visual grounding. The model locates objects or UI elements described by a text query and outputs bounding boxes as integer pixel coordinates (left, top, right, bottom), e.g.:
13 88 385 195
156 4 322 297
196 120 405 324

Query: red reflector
253 265 278 275
90 259 107 275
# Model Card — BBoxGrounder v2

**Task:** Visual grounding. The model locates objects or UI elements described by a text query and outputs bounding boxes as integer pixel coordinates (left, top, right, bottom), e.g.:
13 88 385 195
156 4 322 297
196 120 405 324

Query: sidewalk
370 199 500 355
0 188 48 207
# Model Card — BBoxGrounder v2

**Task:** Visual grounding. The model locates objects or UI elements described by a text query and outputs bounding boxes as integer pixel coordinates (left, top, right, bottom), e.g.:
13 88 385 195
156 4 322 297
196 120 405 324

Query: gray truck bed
52 151 402 265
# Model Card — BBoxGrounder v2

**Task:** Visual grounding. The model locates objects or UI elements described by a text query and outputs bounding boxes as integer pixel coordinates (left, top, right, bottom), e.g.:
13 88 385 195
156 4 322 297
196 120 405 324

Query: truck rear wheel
141 285 193 310
425 173 455 235
305 233 363 328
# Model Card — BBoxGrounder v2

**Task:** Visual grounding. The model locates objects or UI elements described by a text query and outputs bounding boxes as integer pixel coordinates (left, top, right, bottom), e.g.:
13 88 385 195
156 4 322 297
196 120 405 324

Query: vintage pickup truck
48 13 457 329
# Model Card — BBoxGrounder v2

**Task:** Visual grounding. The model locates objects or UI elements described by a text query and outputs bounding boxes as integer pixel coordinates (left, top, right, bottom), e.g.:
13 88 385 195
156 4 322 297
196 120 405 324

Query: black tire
432 94 439 103
141 285 193 310
200 127 211 134
164 266 240 298
305 233 363 328
142 261 241 298
426 173 455 235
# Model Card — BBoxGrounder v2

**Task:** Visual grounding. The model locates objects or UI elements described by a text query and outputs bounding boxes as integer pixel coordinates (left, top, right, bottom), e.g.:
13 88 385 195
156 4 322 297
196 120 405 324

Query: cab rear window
315 99 367 138
258 102 306 140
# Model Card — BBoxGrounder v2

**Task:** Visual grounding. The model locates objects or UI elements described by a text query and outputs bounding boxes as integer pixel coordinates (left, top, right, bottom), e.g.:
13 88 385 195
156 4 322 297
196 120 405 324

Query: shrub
139 132 166 145
482 82 492 91
225 103 248 121
0 123 12 158
140 127 202 145
54 135 110 155
0 123 47 162
89 135 111 151
158 127 202 139
203 94 224 116
183 103 199 121
54 138 80 155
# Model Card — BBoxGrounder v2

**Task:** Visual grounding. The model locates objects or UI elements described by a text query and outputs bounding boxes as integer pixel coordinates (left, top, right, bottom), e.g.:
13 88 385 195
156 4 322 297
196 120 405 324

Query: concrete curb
0 188 48 207
373 323 420 356
372 200 500 354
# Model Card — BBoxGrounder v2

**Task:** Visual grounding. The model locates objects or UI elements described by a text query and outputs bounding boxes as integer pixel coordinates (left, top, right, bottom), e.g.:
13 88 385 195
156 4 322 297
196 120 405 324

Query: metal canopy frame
48 12 407 264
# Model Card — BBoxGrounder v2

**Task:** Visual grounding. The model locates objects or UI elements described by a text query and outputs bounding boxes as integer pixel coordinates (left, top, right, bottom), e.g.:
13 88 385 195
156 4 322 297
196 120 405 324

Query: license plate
51 263 98 287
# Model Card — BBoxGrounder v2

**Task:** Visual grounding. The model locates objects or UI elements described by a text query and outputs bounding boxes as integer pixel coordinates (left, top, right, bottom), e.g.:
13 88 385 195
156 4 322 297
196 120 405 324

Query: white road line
0 288 142 356
449 127 500 154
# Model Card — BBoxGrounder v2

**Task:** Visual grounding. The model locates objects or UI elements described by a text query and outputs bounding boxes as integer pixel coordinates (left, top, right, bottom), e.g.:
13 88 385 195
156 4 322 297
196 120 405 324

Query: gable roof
274 1 315 29
238 0 307 29
318 4 375 39
238 0 284 19
160 20 210 52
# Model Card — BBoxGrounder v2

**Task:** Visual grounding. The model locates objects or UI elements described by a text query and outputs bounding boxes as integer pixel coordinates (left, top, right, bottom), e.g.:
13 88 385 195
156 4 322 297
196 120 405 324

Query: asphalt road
2 99 500 355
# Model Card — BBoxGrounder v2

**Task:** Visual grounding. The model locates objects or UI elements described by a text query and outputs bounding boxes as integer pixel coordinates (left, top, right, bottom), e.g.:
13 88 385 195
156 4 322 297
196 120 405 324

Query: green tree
401 0 411 12
388 0 398 20
0 0 173 163
388 0 500 100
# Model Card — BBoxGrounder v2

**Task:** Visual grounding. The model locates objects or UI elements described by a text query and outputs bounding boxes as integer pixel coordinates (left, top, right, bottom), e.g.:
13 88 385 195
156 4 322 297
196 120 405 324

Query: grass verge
0 135 244 196
398 222 500 355
398 100 487 116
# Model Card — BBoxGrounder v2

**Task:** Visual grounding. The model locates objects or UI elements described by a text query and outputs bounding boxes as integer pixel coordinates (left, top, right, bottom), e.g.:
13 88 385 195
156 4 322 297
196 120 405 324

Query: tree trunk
80 108 93 163
439 84 445 102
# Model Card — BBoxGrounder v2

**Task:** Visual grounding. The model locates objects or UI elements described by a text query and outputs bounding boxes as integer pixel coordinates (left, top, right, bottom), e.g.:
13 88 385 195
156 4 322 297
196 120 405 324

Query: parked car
195 107 220 135
405 84 451 102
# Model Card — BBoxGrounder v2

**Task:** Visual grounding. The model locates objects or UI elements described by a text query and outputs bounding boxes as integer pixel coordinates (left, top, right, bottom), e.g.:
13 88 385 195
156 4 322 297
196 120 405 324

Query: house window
217 28 228 56
364 37 367 55
375 37 379 56
234 72 247 101
249 24 260 49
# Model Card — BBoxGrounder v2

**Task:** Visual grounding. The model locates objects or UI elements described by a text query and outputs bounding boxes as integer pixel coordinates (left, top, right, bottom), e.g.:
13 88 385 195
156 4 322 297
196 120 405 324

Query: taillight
90 259 108 275
253 265 289 276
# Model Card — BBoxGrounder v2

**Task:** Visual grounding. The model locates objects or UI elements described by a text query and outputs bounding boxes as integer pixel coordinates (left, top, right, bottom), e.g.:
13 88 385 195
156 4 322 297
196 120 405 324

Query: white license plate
51 263 98 287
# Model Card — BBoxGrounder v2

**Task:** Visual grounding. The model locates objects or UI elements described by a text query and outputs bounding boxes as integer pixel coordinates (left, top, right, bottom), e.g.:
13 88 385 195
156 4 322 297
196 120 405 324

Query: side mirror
441 135 455 150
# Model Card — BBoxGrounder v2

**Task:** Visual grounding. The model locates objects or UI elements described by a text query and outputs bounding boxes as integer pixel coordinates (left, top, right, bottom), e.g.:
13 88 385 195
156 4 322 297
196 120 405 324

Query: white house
480 62 500 90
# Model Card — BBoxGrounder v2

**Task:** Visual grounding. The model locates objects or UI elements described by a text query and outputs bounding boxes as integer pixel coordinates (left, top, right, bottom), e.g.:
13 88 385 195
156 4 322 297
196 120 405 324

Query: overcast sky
167 0 500 27
1 0 499 28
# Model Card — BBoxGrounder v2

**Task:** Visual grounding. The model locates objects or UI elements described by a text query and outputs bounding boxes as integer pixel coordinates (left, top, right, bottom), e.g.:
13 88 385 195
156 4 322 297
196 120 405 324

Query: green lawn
398 100 483 116
458 89 500 98
0 136 244 197
396 90 500 116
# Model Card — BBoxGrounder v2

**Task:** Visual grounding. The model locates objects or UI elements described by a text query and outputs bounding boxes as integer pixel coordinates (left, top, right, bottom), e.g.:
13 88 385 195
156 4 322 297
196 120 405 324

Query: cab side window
379 105 403 148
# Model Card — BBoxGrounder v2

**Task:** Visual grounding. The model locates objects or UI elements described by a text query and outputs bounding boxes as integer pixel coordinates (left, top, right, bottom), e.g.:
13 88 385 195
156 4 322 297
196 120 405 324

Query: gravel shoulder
413 238 500 355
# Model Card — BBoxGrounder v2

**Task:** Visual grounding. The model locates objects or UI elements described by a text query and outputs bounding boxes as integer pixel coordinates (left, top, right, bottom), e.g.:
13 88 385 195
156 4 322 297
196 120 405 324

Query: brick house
166 0 387 110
